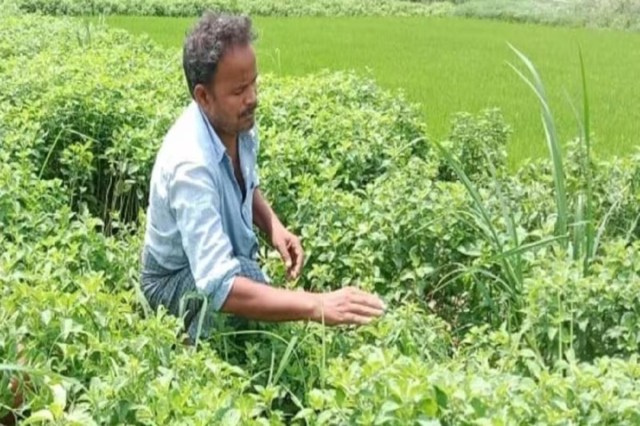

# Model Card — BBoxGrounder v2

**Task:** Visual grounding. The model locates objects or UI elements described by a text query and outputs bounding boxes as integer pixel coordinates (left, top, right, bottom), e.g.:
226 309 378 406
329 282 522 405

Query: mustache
240 103 258 117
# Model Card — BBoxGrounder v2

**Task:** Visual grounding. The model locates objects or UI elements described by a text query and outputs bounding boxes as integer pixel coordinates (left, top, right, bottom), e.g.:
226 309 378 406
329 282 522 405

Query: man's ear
193 83 209 108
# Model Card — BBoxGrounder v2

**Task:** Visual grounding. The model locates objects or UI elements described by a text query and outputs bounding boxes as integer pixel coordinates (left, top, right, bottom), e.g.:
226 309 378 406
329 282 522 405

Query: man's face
196 43 258 136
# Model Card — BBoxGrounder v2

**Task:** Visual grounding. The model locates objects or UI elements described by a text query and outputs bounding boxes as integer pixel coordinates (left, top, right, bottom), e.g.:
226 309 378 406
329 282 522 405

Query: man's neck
208 116 238 155
219 132 238 155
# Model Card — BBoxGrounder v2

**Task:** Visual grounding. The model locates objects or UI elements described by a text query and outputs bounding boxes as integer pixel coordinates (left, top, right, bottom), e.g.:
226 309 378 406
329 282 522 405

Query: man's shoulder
157 101 212 173
164 101 202 152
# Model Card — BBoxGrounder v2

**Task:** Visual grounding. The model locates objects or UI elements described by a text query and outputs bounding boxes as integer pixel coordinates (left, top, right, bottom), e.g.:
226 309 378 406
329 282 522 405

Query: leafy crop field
9 0 448 17
101 15 640 168
453 0 640 31
3 11 640 426
12 0 640 31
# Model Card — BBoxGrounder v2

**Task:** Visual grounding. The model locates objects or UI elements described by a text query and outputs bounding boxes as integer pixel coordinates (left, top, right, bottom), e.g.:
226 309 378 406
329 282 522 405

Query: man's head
183 12 258 137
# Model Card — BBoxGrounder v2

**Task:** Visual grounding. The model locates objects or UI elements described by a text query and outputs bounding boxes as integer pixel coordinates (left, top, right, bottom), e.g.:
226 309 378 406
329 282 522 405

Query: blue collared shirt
143 100 261 310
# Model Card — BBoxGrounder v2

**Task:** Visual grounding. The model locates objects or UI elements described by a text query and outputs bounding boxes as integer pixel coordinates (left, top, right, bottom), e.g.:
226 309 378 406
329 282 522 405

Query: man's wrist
269 220 286 244
302 292 321 323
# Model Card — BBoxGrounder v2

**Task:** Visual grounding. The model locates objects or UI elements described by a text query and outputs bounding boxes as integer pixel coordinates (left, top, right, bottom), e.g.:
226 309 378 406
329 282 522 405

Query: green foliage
0 15 186 229
306 343 640 425
109 15 640 169
437 108 511 182
12 0 449 17
258 70 430 195
4 11 640 425
523 239 640 364
454 0 640 31
12 0 640 30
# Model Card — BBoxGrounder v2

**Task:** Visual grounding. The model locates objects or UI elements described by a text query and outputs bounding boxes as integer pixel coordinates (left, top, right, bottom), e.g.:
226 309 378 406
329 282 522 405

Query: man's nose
245 83 257 106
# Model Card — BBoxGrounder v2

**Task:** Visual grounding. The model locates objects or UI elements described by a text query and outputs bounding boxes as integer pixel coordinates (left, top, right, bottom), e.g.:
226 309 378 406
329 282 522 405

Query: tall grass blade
178 291 208 351
267 351 276 385
578 48 595 269
39 127 65 179
564 48 595 271
593 195 624 256
434 141 502 251
273 336 299 386
217 328 308 393
507 43 568 243
489 235 566 263
573 192 585 261
484 149 522 282
435 141 521 294
624 211 640 243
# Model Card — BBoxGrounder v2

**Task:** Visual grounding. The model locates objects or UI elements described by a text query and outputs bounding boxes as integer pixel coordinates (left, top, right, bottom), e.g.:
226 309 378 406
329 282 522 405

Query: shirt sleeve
168 161 240 311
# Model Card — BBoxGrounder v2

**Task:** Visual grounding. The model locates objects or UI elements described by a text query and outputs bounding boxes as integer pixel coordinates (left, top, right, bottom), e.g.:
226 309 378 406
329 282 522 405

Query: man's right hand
311 287 386 326
221 277 386 325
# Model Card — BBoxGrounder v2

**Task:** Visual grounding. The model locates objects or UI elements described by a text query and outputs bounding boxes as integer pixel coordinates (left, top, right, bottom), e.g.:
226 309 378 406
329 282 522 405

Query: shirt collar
195 102 226 163
194 101 254 164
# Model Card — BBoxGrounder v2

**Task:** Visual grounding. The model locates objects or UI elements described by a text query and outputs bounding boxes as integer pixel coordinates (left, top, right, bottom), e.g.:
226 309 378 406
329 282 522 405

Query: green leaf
470 397 487 417
380 400 400 414
375 400 400 425
50 383 67 417
316 405 337 424
66 408 98 426
578 319 589 332
221 408 241 426
417 419 442 426
292 408 315 422
422 397 438 417
508 43 568 242
434 385 449 409
22 410 54 425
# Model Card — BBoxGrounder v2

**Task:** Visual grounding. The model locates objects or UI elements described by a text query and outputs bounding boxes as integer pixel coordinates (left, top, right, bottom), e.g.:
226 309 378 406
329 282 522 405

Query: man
140 12 385 342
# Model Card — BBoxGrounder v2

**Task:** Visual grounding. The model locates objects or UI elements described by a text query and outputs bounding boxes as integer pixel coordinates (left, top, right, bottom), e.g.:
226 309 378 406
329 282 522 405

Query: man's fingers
278 243 292 269
290 239 304 278
350 290 386 311
348 303 384 319
344 313 375 326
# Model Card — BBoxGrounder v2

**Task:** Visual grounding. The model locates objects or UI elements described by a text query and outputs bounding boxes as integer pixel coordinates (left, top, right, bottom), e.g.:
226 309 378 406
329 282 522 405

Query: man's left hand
271 226 304 280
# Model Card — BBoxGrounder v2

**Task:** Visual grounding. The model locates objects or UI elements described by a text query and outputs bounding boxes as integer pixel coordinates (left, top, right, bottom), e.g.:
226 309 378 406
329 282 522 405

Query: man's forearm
252 188 283 239
220 277 318 321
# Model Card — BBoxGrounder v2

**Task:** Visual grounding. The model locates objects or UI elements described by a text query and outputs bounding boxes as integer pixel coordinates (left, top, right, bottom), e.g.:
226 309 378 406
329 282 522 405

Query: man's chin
239 115 255 131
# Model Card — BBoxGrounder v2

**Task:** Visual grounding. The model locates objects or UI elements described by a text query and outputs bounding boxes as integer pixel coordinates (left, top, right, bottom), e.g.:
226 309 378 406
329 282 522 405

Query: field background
100 15 640 168
4 1 640 423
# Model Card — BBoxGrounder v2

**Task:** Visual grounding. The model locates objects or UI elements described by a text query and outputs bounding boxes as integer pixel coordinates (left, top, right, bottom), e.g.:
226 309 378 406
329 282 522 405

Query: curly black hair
182 11 256 97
